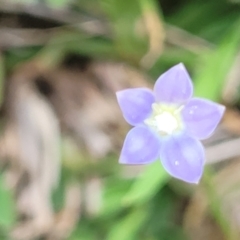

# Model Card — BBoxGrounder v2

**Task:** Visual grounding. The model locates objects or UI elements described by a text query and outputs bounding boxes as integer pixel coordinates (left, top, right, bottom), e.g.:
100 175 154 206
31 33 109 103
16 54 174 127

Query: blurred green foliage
0 174 16 229
1 0 240 239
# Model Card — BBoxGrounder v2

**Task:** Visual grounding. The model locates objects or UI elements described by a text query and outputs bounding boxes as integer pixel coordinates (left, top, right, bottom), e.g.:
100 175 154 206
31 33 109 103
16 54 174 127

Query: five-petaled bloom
116 63 225 184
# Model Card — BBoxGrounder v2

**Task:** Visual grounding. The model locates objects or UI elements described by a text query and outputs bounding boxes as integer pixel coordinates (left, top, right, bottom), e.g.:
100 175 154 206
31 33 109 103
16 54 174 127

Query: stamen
145 103 183 135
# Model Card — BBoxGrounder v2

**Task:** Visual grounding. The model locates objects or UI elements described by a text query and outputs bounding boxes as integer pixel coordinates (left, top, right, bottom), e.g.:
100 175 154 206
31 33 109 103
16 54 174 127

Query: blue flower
116 63 225 183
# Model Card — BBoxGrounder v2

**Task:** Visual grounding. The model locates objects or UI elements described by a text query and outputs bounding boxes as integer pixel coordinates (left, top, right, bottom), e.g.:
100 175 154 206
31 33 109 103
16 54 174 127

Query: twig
0 1 213 53
0 0 109 36
166 24 214 53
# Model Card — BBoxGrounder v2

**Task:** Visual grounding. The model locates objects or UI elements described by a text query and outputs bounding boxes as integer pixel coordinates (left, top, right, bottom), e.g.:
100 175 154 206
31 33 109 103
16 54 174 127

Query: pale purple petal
119 126 160 164
116 88 154 126
154 63 193 104
182 98 225 140
160 134 204 183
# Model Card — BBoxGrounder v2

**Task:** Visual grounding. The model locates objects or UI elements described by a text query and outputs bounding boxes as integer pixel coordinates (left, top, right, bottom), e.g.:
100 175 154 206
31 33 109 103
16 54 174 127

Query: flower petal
119 126 160 164
160 134 204 183
182 98 225 140
116 88 154 126
154 63 193 104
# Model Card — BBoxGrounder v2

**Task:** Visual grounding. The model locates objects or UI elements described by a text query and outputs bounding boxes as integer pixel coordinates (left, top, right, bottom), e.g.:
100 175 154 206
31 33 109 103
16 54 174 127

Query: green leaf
106 208 148 240
122 162 170 207
45 0 70 8
100 178 132 217
0 174 16 228
69 221 98 240
194 19 240 101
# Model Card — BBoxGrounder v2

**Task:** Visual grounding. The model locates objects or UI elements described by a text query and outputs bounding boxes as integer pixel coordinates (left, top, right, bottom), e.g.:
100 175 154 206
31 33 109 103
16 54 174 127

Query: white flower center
154 112 178 134
145 103 183 136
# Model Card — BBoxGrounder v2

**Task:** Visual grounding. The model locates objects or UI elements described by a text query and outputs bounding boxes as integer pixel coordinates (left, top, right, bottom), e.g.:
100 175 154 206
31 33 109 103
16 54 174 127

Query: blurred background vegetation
1 0 240 239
